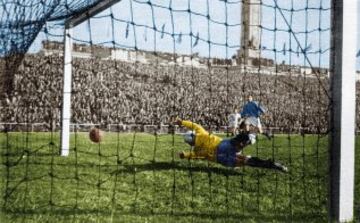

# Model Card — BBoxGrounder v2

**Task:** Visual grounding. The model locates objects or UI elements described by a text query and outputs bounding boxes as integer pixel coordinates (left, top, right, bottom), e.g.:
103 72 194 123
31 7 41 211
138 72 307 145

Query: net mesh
0 0 354 222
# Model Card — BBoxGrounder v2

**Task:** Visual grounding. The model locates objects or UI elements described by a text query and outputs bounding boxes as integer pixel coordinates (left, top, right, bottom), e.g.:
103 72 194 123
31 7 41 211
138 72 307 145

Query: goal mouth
0 0 358 222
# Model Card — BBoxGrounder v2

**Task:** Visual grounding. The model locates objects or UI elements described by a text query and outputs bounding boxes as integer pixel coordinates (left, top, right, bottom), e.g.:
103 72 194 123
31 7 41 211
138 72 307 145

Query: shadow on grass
2 206 327 222
117 161 244 176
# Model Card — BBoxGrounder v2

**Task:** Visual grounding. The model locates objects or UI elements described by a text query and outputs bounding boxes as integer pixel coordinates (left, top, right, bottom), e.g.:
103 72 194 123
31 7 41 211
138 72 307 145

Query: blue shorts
216 139 237 167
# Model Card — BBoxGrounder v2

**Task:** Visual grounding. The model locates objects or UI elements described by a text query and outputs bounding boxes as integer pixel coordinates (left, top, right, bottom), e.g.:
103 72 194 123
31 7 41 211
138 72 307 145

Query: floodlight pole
330 0 358 222
60 26 73 156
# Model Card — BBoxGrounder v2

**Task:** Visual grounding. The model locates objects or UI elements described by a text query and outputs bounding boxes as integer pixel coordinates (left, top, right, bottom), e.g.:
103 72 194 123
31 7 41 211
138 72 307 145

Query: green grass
0 132 358 222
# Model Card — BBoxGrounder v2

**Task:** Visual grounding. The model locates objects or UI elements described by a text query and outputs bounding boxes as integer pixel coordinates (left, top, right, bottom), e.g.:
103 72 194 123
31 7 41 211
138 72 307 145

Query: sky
29 0 360 70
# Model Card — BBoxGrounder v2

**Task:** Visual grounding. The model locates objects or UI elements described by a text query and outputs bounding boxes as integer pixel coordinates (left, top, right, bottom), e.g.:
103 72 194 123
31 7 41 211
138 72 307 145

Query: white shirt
228 113 241 127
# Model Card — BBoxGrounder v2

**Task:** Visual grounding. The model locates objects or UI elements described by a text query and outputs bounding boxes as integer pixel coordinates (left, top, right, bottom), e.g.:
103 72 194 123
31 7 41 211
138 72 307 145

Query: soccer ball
89 127 102 143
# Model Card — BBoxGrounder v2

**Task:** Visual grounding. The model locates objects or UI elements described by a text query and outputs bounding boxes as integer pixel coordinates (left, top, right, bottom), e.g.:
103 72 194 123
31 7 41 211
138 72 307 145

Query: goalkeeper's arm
174 118 207 134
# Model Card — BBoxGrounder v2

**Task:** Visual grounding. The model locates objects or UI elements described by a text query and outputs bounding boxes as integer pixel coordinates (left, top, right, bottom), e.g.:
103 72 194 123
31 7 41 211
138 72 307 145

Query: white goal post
329 0 358 222
60 0 122 156
60 26 73 156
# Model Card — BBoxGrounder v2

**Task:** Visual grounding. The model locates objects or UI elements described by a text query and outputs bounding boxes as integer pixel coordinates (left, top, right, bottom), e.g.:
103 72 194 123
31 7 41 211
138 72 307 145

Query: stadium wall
0 54 358 133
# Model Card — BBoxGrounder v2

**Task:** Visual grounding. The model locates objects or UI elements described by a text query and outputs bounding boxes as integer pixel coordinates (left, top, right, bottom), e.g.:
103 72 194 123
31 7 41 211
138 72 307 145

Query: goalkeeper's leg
237 155 288 173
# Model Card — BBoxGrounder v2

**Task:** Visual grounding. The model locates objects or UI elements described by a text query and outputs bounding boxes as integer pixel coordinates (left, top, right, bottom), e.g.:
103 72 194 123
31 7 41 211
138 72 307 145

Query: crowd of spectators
0 54 358 133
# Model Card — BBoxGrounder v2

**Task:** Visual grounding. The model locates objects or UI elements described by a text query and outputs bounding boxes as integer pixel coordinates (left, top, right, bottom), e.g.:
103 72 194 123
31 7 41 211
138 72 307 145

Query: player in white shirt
228 110 241 136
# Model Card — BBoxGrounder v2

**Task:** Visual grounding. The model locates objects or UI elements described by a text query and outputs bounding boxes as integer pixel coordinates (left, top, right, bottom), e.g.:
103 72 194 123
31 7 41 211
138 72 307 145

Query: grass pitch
1 132 359 222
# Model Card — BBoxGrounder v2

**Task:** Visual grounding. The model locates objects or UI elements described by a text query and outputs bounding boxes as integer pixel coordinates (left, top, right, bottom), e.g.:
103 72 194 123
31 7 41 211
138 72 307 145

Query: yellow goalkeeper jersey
181 120 222 161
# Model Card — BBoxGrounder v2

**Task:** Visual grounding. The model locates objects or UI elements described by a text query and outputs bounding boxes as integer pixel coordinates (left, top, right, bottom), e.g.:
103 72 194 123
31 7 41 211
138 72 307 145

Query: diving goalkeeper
175 118 287 172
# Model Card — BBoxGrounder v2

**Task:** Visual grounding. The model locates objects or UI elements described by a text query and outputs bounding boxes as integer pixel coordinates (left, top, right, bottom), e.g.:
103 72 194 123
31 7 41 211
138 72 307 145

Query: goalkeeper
175 118 287 172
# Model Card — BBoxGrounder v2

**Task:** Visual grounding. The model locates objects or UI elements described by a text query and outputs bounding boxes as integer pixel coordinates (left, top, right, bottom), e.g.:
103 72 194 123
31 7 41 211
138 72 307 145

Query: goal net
0 0 357 222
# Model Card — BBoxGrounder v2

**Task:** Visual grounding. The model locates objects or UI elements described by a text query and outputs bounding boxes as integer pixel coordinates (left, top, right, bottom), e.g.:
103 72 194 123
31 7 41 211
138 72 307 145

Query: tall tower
239 0 262 65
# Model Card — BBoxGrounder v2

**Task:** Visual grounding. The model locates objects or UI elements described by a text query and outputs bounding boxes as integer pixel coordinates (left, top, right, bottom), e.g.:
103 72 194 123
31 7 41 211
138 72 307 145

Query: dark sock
246 157 285 172
246 157 273 168
262 132 272 139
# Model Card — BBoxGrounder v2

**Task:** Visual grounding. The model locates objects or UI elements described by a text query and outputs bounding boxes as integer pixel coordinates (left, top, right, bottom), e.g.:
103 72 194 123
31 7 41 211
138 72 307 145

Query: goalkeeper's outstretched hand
173 117 182 126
